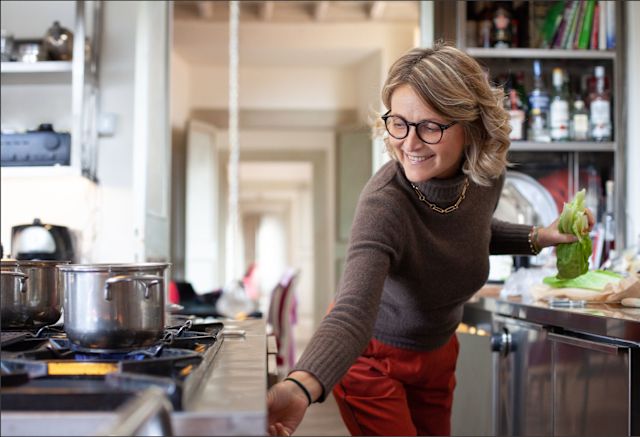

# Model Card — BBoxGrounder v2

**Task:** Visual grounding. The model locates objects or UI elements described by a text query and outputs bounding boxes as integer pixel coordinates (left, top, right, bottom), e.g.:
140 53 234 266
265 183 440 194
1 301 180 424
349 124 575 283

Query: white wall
190 65 357 110
90 0 139 262
626 1 640 247
170 51 190 129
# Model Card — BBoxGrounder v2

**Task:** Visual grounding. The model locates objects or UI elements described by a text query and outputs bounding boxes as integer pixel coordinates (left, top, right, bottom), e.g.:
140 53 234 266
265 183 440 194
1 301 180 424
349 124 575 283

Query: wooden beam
369 1 386 20
196 1 214 19
259 1 275 21
313 1 330 21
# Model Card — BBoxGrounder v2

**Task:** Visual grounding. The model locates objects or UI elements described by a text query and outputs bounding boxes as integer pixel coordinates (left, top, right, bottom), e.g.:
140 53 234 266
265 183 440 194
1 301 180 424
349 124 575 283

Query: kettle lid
12 218 56 254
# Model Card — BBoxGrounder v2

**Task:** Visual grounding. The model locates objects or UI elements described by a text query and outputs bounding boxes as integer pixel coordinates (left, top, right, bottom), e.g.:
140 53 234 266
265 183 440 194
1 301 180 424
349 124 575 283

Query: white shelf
1 61 73 74
509 141 616 152
466 48 616 60
0 165 82 179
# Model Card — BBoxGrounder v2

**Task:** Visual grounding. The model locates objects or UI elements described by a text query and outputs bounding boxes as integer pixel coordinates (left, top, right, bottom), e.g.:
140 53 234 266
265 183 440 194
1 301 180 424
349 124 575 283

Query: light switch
97 113 118 137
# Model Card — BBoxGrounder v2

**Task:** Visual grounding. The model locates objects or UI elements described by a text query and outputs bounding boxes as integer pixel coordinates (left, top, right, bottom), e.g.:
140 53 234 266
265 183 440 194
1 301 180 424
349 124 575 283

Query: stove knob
43 134 61 150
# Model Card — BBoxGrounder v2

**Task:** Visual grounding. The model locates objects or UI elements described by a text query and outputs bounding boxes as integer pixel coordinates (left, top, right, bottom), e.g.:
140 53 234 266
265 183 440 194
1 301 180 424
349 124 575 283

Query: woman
267 42 592 436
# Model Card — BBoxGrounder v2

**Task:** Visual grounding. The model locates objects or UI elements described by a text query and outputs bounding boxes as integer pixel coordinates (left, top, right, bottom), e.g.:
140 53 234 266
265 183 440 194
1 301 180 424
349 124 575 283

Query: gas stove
1 317 267 436
1 320 224 412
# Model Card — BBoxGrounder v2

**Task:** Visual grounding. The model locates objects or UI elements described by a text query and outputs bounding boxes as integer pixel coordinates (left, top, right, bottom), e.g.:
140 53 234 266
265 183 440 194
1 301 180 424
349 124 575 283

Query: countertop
0 318 268 436
465 285 640 344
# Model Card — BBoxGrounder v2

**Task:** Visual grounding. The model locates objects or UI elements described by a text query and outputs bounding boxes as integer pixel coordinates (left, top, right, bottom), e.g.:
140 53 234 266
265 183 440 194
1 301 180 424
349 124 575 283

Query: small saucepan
58 263 170 352
1 259 69 329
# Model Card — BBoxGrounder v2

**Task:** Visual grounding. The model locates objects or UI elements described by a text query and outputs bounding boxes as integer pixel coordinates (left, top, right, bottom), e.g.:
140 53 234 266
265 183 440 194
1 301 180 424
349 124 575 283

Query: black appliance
11 218 75 262
1 124 71 167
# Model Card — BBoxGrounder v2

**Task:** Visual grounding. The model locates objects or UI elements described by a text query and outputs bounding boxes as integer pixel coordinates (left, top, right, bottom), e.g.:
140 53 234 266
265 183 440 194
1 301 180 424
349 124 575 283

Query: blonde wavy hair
375 41 511 186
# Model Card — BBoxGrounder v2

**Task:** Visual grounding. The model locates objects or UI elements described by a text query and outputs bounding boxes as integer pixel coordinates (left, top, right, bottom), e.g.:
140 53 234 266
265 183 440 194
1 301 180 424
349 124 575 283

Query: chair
267 267 299 375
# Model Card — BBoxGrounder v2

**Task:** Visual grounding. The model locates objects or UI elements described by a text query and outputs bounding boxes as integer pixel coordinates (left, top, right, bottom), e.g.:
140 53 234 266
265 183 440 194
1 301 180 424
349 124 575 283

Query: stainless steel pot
1 260 68 328
59 263 170 352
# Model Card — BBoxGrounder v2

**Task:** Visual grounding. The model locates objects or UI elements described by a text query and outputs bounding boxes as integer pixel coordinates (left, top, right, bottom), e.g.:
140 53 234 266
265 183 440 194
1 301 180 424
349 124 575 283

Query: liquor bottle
514 71 528 113
528 60 550 142
478 1 493 48
549 67 570 141
570 96 590 141
589 66 612 141
601 180 616 267
507 88 526 141
492 3 512 48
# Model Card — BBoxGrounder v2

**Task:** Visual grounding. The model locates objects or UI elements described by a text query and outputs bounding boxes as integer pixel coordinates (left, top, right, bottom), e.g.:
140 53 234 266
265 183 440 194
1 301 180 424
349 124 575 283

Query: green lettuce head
555 189 592 279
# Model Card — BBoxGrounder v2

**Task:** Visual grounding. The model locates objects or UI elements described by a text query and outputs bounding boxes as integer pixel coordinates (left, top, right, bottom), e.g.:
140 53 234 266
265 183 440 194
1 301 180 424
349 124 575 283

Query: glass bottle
507 89 526 141
601 180 616 267
589 66 612 141
570 96 590 141
549 67 570 141
528 60 550 142
492 3 512 48
478 1 493 48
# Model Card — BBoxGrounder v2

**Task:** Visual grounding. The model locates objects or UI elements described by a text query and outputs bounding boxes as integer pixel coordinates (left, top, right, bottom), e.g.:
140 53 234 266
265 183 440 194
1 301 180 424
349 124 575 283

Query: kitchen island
1 319 268 436
458 286 639 436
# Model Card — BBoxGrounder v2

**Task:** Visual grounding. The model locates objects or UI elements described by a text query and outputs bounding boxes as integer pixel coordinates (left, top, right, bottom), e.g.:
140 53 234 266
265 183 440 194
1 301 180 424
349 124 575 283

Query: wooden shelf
465 48 616 60
1 61 73 74
509 141 615 152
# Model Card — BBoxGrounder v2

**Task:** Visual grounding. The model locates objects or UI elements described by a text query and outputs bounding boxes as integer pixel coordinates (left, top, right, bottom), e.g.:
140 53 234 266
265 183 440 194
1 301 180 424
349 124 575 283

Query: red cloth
333 335 459 436
168 281 180 304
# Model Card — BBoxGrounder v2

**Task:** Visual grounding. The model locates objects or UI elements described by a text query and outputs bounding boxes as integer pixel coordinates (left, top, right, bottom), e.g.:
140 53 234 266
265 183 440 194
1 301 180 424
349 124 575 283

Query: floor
288 316 350 436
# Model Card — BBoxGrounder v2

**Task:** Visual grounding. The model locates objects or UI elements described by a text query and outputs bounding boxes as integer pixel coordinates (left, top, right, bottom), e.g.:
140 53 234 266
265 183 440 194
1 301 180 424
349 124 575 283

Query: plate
495 171 558 226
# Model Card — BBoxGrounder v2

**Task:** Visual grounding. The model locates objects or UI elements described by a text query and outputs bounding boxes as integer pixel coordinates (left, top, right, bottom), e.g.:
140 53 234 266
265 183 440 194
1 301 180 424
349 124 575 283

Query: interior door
185 119 221 293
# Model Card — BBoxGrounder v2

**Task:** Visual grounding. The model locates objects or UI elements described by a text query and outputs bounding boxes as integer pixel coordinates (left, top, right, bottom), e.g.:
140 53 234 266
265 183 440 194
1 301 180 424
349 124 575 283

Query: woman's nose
403 125 423 150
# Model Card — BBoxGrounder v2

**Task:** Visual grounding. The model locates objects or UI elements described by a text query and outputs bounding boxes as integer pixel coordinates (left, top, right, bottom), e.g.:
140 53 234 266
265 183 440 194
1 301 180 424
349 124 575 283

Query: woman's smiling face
388 84 466 183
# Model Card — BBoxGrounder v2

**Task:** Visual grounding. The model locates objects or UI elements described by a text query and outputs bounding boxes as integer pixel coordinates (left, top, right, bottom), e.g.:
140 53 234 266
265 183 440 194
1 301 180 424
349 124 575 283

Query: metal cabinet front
492 316 553 436
549 332 631 437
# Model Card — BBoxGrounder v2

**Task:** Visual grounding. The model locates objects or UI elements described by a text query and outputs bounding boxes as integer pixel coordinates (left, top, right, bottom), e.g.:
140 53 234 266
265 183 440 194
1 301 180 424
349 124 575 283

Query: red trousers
332 335 459 436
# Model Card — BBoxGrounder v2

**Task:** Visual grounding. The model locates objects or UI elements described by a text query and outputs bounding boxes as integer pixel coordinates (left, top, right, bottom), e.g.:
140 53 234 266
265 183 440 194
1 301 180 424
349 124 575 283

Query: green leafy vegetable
555 189 592 279
543 269 622 291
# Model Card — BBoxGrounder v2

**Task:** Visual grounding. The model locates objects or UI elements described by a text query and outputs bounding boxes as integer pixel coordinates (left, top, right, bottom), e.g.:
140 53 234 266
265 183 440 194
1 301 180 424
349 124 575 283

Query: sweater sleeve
490 218 535 255
289 189 401 401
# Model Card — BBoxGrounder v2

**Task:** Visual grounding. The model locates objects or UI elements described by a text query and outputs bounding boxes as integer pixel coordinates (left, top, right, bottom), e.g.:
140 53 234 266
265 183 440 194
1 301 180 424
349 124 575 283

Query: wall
1 1 171 263
1 0 138 262
90 0 139 262
626 1 640 247
189 65 357 110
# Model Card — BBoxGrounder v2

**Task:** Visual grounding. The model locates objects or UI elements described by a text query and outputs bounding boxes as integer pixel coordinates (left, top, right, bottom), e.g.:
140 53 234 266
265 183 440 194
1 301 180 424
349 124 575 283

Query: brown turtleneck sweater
291 161 533 401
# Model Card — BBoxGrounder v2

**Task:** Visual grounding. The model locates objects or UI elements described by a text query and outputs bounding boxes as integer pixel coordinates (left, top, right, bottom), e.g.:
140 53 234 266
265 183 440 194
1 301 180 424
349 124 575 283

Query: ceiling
172 1 419 66
174 1 419 23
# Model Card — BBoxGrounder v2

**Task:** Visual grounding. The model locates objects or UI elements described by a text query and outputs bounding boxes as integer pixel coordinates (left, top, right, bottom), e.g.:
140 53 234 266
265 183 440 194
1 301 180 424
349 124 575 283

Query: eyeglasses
381 111 457 145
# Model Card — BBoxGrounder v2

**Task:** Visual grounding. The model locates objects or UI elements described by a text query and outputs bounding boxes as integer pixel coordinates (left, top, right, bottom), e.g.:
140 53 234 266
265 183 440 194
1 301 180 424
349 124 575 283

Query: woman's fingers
269 423 291 437
585 208 595 229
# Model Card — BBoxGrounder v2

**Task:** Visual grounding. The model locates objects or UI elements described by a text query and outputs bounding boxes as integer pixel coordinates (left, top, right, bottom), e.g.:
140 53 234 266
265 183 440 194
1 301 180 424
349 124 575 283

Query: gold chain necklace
410 177 469 214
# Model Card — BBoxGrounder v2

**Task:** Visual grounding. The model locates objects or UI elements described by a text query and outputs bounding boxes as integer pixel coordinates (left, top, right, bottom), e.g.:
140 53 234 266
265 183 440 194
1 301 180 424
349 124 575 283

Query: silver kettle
43 21 73 61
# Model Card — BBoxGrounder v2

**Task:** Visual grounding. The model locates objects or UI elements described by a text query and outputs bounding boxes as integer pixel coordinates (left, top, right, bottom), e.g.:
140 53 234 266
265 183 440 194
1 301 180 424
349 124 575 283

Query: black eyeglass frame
381 111 457 144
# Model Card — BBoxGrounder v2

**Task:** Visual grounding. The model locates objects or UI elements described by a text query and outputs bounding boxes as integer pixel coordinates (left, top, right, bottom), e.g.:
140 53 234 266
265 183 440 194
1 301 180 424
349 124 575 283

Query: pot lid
57 262 171 272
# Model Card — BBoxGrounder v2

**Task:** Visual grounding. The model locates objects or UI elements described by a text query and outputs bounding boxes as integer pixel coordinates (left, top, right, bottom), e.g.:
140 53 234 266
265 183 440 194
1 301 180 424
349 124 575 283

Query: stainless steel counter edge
466 296 640 344
0 319 269 436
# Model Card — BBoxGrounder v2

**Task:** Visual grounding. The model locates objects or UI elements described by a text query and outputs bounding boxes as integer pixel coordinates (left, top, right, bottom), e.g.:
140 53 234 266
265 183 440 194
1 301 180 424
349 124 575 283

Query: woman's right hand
267 379 310 436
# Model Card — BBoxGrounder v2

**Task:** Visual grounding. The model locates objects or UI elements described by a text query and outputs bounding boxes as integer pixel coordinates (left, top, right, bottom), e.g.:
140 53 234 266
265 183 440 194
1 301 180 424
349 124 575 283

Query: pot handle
104 275 164 300
1 271 28 293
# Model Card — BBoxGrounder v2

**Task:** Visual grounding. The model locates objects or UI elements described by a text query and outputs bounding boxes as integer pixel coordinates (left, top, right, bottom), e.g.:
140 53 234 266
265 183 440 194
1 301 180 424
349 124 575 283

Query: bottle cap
552 68 563 87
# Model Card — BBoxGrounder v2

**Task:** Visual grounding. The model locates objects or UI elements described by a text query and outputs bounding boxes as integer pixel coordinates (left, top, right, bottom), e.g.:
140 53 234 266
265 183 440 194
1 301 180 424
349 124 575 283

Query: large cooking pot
59 263 170 352
1 259 69 328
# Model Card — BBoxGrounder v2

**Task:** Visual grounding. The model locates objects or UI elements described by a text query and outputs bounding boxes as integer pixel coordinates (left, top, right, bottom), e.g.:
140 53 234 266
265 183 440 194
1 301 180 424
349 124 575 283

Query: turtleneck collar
395 161 468 204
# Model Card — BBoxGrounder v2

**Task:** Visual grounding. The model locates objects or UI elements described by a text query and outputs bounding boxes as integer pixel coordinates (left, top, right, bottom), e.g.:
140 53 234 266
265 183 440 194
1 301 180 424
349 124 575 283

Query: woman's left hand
537 208 595 249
